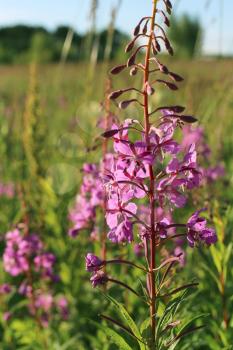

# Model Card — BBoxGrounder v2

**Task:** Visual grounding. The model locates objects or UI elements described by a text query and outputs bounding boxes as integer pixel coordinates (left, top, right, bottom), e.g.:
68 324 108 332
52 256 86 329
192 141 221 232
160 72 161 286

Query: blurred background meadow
0 0 233 349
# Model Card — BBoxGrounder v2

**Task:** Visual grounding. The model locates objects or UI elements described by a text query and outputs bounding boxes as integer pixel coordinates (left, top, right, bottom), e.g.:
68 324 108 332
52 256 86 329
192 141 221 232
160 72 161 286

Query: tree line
0 16 202 64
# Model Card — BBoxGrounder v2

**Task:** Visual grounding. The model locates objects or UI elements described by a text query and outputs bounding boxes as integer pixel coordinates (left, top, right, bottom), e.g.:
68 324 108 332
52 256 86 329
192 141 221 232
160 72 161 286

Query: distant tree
97 29 129 60
0 25 47 63
168 14 202 58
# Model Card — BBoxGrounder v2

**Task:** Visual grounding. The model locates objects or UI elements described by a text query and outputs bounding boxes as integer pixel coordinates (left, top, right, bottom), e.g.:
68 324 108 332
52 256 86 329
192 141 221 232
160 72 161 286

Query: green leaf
140 318 150 335
178 313 209 334
201 263 222 292
103 294 145 349
224 243 232 265
104 327 133 350
210 245 222 273
87 318 133 350
157 291 188 334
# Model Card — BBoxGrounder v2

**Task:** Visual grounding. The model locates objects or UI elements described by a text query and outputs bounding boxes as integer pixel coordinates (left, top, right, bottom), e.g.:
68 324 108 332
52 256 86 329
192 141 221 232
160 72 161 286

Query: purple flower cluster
181 125 225 184
3 229 56 280
101 115 214 245
68 163 104 237
2 228 68 325
187 209 217 247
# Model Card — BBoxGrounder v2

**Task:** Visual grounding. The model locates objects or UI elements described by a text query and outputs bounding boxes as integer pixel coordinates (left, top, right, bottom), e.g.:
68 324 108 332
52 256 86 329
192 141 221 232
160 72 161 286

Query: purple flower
90 271 108 288
204 165 225 183
69 196 95 237
134 243 144 257
0 284 12 294
187 209 217 247
115 139 154 177
35 293 53 312
18 282 32 297
108 219 133 243
3 229 30 276
3 312 11 322
56 296 69 320
149 126 180 159
85 253 103 272
34 253 55 272
156 218 170 239
106 196 137 229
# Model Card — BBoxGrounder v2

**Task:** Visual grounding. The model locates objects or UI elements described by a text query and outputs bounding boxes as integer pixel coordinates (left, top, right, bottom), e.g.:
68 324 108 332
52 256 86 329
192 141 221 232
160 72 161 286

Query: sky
0 0 232 55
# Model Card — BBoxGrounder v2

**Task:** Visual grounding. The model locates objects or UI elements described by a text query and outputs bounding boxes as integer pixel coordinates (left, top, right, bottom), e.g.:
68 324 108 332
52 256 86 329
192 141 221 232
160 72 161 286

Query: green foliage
0 25 129 64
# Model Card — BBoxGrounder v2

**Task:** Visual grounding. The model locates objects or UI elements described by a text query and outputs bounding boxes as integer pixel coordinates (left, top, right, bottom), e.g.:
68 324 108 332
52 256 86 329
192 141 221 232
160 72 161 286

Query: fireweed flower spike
86 0 217 347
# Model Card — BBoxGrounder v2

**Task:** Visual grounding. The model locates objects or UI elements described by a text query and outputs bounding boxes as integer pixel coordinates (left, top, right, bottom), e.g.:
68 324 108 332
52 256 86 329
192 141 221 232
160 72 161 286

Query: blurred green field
0 58 233 349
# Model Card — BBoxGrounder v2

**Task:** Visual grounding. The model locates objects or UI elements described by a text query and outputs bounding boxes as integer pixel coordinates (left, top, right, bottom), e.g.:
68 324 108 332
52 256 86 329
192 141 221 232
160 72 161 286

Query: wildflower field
0 0 233 349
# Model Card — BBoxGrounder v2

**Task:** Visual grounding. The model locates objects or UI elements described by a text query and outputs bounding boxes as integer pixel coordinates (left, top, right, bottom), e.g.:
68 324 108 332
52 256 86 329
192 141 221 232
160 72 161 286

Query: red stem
143 0 158 345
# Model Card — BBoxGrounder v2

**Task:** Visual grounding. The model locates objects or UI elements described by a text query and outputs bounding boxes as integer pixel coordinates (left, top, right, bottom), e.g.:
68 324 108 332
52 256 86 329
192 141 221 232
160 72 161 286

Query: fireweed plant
85 1 217 349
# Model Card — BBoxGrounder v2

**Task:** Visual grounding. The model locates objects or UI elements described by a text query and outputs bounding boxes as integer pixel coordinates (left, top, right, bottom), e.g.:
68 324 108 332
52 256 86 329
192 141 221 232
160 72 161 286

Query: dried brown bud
152 43 157 55
110 64 127 75
101 129 119 138
119 99 138 109
169 72 184 82
165 39 174 56
108 90 123 100
142 19 149 35
155 40 161 52
166 0 172 9
133 23 141 36
127 50 138 67
153 58 169 73
157 106 185 114
157 79 178 91
125 39 135 53
179 115 198 123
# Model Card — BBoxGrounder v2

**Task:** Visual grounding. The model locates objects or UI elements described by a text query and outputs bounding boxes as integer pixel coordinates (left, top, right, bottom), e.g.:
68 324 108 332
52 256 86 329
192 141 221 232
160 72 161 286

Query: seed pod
110 64 127 75
108 90 123 100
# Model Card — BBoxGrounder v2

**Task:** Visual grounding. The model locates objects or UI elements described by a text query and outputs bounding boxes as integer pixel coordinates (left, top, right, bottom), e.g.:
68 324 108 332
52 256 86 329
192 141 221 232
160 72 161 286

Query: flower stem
143 0 158 346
